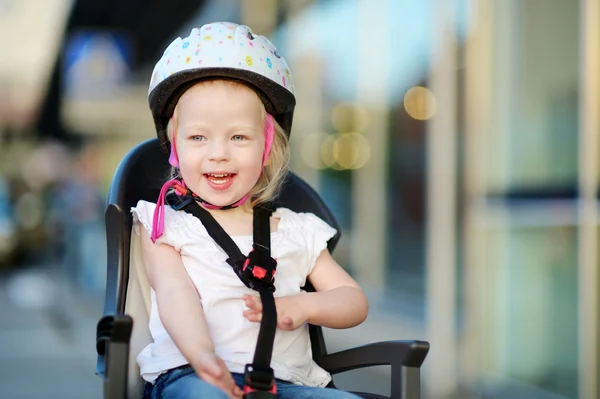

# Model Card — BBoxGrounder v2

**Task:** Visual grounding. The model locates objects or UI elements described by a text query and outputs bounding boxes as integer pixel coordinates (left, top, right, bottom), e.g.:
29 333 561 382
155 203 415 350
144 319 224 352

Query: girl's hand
242 293 309 331
191 350 243 399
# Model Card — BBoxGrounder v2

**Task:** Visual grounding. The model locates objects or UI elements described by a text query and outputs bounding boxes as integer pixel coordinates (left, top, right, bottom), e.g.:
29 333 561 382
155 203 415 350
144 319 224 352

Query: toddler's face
174 80 265 207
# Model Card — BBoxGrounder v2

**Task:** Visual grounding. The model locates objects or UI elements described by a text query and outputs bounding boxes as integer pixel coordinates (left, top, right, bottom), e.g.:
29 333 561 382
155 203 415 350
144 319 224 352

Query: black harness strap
167 193 278 394
181 199 246 274
179 200 277 291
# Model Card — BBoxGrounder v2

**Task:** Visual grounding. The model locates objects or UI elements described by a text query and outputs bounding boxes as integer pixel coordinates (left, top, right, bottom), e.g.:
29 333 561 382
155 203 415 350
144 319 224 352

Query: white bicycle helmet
148 21 296 143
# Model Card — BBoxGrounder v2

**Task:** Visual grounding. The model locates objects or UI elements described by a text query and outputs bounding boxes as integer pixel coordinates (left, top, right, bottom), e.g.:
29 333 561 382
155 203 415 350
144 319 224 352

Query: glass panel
479 226 578 398
385 101 427 324
486 0 580 196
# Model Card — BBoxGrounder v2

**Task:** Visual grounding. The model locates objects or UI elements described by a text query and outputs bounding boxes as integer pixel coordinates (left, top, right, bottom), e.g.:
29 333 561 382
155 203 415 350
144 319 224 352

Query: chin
199 181 254 207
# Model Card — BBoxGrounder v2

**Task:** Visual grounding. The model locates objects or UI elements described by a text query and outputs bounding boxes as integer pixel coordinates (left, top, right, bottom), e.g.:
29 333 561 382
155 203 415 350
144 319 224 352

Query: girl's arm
140 228 242 398
303 249 369 329
139 227 215 359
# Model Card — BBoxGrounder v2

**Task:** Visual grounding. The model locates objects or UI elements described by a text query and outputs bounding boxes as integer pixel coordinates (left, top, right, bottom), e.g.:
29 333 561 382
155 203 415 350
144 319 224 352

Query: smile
204 173 237 190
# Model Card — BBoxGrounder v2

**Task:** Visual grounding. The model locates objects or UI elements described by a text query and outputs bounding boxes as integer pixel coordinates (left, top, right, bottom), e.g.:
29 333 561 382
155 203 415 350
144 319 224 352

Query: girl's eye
232 135 245 141
191 135 205 141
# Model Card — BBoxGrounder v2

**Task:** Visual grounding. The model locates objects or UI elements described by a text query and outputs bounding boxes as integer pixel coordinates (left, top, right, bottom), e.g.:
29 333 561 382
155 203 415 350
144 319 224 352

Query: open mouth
204 173 237 190
204 173 235 184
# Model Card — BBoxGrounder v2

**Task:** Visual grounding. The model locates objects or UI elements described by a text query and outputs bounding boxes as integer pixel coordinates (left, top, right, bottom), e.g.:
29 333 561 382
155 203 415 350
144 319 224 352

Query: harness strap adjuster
243 364 277 394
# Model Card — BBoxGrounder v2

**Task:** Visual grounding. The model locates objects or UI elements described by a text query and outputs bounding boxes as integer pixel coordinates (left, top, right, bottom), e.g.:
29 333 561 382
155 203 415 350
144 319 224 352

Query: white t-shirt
131 200 337 387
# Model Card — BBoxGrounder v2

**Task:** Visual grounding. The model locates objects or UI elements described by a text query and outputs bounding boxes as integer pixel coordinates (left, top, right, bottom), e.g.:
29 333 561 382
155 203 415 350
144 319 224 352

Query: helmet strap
168 116 179 167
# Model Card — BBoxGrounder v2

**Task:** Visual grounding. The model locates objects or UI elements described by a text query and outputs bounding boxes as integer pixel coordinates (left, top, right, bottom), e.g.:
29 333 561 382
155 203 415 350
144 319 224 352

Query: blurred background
0 0 598 398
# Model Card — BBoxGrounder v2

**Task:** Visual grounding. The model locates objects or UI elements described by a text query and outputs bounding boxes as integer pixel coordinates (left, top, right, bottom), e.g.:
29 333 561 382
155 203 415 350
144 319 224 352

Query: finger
244 296 262 312
199 371 233 397
243 309 260 316
243 310 262 322
233 385 243 397
248 296 262 310
212 379 238 399
242 294 255 305
242 297 253 309
228 390 242 399
223 373 242 399
229 382 242 398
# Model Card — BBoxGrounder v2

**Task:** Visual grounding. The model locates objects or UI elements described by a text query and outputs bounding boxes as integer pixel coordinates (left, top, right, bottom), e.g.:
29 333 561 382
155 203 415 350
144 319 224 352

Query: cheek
239 148 264 173
177 148 202 179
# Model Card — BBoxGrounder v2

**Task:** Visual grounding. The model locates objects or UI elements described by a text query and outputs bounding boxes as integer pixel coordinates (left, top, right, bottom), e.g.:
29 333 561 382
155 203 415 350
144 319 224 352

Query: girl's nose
208 139 230 162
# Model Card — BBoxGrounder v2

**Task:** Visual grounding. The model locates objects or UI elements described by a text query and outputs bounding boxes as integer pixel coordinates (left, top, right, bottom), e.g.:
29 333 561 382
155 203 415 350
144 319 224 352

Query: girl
133 22 369 399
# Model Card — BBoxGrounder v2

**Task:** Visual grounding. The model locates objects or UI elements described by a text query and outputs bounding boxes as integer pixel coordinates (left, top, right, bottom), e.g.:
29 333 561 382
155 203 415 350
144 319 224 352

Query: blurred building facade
0 0 598 398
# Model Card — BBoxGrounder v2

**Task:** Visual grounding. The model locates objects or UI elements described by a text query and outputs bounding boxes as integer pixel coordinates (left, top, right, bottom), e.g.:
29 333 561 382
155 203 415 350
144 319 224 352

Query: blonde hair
166 79 290 208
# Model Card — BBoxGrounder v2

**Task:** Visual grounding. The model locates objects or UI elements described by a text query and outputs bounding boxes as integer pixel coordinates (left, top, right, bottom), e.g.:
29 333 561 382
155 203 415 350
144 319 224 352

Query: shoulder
131 200 213 247
131 199 187 225
273 208 338 280
275 207 337 236
132 199 197 222
131 199 155 214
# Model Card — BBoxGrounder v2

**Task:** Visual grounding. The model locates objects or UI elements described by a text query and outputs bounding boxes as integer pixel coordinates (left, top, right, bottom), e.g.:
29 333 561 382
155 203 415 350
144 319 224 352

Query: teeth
206 173 232 185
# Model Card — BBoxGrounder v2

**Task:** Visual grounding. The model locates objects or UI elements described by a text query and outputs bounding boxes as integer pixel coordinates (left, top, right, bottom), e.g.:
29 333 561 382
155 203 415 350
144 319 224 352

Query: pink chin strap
151 113 275 243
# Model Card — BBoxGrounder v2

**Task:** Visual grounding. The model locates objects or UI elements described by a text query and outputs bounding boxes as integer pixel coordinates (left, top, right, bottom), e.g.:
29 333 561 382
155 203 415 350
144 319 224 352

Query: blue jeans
143 365 361 398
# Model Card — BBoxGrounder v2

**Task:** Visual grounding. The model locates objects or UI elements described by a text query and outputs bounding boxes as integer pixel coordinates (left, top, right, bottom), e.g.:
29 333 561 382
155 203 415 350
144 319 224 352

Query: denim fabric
143 365 361 398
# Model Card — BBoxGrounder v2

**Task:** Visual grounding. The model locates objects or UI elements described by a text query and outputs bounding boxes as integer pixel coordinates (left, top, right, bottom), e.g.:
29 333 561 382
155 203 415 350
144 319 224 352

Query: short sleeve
273 210 338 282
301 213 337 276
131 200 183 251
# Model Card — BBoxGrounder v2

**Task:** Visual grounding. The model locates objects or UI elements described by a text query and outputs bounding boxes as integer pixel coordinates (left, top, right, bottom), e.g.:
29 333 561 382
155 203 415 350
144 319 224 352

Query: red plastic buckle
243 382 277 395
252 266 267 279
